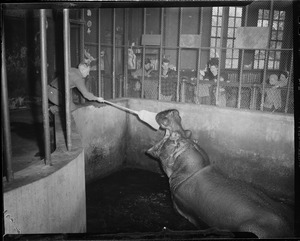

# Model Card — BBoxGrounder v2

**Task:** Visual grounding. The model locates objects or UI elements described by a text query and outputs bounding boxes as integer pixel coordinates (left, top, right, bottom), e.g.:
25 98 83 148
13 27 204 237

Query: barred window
225 7 243 69
210 7 223 58
254 9 286 69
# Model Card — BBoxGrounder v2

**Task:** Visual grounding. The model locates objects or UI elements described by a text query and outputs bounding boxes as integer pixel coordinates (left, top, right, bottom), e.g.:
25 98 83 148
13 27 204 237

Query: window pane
254 50 259 59
226 59 232 68
232 59 239 68
278 31 283 40
216 38 221 48
275 51 281 60
227 39 233 48
226 50 233 58
257 19 262 27
236 18 242 27
276 42 282 49
217 27 222 37
269 51 275 59
218 17 222 26
270 41 276 48
279 11 285 20
211 27 217 36
262 20 269 27
273 21 278 30
236 7 242 17
228 28 234 37
212 7 218 15
233 49 239 58
274 10 279 20
211 38 216 47
210 49 217 58
229 7 235 17
271 31 277 40
258 9 263 19
259 61 265 69
274 61 280 69
212 16 217 26
218 7 223 15
264 10 269 19
268 61 274 69
228 17 235 27
279 21 284 30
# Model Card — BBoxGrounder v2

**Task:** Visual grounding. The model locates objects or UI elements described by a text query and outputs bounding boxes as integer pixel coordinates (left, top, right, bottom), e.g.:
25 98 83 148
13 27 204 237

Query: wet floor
86 168 202 234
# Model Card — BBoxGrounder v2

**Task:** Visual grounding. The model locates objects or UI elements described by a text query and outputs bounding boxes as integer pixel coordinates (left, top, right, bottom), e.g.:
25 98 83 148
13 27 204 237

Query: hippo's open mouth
148 109 189 158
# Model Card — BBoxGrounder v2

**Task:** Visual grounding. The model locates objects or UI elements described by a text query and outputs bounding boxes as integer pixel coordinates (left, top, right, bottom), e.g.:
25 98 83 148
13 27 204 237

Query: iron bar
124 8 129 97
177 8 182 102
284 54 293 113
80 9 85 103
98 8 102 97
40 9 51 165
112 9 116 99
158 8 164 101
141 8 147 99
1 28 13 182
237 5 249 109
215 6 226 106
63 9 72 151
260 0 274 111
95 42 292 52
195 7 204 104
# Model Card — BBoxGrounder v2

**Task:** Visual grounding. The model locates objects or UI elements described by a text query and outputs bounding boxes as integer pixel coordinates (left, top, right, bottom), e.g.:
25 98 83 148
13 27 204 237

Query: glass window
254 9 286 70
210 7 223 58
225 7 242 69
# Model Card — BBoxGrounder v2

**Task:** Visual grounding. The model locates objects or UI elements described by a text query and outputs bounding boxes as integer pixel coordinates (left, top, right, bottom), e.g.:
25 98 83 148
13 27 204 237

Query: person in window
263 72 288 112
48 62 104 113
132 58 154 79
199 58 226 107
278 71 289 112
160 58 177 101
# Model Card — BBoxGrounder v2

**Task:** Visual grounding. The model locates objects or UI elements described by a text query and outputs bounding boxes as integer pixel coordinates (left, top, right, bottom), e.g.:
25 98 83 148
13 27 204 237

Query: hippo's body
147 109 293 238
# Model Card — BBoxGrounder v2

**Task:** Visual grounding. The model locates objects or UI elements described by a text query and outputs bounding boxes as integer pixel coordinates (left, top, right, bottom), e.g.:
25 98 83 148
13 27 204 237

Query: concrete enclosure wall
73 102 128 183
4 151 86 234
4 114 86 235
126 99 294 202
73 98 294 201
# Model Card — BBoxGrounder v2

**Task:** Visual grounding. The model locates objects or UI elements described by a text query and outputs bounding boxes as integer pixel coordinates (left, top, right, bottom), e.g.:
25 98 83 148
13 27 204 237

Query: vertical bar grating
98 8 102 97
215 7 226 105
1 28 13 181
195 7 203 103
63 9 72 151
260 0 274 111
158 8 164 101
40 9 51 165
177 8 182 102
284 54 293 113
124 8 129 97
141 8 146 99
112 9 116 99
237 6 249 109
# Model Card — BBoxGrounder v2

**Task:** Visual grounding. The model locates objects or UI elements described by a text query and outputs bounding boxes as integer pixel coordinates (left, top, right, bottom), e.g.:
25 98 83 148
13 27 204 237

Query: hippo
147 109 293 238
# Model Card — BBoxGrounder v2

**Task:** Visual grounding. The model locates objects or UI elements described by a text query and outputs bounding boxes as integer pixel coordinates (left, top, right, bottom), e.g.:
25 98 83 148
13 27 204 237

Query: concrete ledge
3 113 86 234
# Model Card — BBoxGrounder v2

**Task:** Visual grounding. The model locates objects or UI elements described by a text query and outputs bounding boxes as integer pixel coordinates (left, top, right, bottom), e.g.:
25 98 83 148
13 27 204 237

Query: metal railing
2 9 74 182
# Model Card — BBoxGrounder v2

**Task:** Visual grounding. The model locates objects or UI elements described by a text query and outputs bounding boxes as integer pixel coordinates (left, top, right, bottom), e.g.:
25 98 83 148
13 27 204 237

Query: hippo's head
147 109 191 160
155 109 191 138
